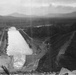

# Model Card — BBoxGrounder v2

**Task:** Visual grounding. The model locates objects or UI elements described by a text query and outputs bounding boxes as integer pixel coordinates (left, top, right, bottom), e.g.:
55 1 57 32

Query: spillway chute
7 26 33 56
6 26 33 69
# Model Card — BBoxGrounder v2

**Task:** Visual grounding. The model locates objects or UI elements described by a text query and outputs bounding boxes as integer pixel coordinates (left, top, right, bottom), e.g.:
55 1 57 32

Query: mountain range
1 12 76 18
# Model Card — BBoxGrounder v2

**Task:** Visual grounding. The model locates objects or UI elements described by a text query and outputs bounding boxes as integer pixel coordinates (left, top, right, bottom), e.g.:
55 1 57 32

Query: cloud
49 0 76 7
0 0 76 15
51 3 76 7
50 0 76 4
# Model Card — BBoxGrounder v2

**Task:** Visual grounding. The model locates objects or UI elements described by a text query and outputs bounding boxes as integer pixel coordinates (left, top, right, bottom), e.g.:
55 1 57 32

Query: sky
0 0 76 16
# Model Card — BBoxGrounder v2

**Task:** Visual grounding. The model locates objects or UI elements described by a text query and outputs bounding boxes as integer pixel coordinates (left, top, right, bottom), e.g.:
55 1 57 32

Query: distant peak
9 13 27 17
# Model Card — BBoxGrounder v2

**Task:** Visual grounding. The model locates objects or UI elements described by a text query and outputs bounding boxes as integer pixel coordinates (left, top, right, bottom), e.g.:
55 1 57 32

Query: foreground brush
1 65 9 75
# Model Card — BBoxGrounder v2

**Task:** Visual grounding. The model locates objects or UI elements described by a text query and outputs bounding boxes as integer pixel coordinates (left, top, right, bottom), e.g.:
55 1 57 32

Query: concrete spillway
7 27 33 56
6 27 33 69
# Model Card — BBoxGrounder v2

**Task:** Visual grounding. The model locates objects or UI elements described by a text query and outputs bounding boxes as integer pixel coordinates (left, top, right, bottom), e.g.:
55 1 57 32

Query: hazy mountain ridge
9 12 76 18
0 11 76 19
9 13 29 17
